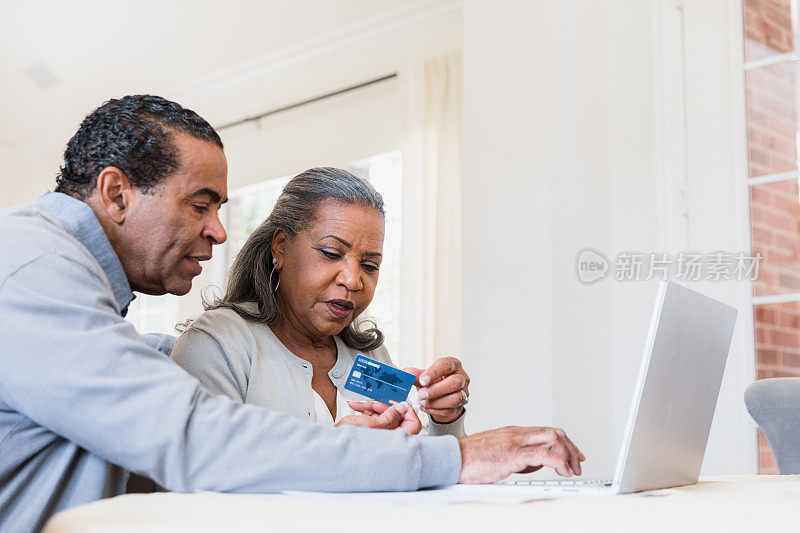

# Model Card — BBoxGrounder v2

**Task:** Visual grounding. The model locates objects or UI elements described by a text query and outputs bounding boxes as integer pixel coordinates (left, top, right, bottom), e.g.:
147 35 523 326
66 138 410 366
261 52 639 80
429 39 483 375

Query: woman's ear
95 167 133 224
271 228 286 269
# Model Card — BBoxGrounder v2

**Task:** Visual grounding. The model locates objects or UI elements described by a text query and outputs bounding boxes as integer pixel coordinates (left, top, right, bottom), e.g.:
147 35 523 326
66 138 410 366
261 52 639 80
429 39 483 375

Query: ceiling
0 0 423 170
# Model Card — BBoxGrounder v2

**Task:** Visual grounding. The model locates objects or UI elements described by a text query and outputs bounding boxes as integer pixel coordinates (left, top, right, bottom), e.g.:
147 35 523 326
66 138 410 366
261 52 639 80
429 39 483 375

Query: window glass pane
750 181 800 295
350 152 403 362
125 293 181 335
754 301 800 378
746 61 800 177
745 0 798 63
753 301 800 473
226 176 292 261
744 0 800 477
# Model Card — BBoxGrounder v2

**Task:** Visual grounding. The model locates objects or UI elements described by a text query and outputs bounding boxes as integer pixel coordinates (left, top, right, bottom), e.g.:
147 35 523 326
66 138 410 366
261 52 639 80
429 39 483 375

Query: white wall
462 0 658 477
680 0 757 475
170 7 463 323
0 1 463 209
221 79 401 190
462 0 756 476
461 0 555 444
179 7 462 191
0 158 59 209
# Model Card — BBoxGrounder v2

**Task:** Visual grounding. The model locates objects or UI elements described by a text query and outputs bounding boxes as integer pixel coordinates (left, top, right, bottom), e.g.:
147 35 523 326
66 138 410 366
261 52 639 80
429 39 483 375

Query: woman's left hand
341 400 422 434
405 357 470 424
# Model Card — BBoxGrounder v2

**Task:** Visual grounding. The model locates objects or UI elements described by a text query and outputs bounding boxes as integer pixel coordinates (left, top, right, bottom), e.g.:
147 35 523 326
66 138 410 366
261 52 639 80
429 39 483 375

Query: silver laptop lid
612 281 738 494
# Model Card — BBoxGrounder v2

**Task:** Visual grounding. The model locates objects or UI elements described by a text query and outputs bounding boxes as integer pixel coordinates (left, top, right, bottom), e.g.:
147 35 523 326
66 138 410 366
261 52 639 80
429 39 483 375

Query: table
43 475 800 532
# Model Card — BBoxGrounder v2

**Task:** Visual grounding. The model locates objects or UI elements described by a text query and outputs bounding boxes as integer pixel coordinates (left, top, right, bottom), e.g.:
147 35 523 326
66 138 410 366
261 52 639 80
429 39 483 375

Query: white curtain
399 51 463 369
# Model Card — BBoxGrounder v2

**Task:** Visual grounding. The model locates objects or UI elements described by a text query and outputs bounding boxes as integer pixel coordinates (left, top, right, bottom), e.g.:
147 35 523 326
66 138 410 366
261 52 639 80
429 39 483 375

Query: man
0 95 583 532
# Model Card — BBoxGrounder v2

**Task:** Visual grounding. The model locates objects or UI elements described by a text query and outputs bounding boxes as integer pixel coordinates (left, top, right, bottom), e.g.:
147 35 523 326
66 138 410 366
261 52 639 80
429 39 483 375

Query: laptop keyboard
499 478 613 486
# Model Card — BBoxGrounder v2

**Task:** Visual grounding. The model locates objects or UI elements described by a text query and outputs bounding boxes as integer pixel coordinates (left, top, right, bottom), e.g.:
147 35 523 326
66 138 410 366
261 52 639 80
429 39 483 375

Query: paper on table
280 484 574 505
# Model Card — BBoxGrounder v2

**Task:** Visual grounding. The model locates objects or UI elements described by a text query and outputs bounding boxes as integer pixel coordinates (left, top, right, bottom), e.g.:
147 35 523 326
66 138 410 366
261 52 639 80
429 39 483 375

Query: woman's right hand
335 401 422 434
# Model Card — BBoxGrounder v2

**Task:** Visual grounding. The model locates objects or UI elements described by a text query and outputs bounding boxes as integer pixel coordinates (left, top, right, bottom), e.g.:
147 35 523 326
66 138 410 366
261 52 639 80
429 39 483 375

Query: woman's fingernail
396 402 409 414
420 375 431 386
418 389 428 401
419 399 426 407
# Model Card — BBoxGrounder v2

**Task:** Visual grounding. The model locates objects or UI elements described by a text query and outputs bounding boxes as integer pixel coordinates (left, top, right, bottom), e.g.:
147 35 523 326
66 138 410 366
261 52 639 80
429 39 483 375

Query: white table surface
43 475 800 532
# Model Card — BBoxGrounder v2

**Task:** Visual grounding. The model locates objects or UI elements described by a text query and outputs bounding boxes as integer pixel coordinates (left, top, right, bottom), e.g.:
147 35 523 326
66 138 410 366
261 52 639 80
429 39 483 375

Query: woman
171 167 469 436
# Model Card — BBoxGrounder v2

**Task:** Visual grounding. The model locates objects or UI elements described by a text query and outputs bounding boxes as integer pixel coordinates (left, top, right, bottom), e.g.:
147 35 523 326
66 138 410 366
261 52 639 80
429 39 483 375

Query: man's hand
405 357 469 424
458 426 585 483
335 401 422 434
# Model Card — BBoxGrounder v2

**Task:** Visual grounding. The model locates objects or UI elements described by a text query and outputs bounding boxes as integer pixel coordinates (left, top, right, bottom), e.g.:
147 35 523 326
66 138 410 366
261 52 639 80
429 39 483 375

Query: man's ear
95 167 133 224
272 228 286 269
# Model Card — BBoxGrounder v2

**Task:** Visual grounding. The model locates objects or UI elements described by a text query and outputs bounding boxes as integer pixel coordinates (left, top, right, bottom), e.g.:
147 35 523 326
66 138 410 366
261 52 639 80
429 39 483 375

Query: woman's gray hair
207 167 386 351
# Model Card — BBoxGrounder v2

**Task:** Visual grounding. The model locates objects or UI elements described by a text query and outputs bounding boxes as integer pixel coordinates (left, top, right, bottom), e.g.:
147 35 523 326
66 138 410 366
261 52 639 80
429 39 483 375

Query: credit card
344 354 416 404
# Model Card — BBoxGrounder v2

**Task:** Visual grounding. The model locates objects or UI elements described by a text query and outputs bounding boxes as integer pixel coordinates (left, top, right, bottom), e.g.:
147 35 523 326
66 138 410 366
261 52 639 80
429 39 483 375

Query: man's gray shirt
0 192 461 532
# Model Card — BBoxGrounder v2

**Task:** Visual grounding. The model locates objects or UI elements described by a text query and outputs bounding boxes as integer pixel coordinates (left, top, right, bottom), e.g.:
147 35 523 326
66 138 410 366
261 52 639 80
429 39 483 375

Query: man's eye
193 205 209 214
363 263 379 273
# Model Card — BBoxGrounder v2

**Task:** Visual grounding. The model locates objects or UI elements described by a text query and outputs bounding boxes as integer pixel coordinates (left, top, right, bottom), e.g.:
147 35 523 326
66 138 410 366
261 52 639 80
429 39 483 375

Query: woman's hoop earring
270 267 281 292
270 258 281 292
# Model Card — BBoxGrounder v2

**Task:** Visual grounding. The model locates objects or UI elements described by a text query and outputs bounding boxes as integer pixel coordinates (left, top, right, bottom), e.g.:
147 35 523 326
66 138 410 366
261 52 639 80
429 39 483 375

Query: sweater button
332 371 342 379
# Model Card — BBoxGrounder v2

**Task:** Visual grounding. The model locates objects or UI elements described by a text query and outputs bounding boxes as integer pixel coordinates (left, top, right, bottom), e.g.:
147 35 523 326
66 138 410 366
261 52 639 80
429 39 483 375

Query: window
220 175 293 270
744 0 800 473
125 293 181 336
349 151 403 360
127 151 404 361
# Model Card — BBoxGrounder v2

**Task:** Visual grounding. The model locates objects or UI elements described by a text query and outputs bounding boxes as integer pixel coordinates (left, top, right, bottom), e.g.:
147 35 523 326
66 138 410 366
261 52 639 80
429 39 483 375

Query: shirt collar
35 191 135 315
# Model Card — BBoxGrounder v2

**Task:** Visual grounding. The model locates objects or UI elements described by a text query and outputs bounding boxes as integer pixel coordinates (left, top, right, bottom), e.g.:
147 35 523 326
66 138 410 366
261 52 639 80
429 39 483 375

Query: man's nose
205 213 227 245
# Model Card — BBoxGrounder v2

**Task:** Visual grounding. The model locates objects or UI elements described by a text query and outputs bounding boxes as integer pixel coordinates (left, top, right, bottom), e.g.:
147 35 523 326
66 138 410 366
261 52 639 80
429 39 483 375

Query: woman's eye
319 249 340 260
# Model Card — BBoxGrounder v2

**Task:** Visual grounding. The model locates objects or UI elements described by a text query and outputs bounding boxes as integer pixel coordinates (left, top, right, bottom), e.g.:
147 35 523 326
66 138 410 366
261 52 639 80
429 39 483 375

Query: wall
0 158 60 208
0 1 463 209
461 0 555 445
462 0 658 477
171 7 462 324
681 0 757 475
220 79 401 191
462 0 757 476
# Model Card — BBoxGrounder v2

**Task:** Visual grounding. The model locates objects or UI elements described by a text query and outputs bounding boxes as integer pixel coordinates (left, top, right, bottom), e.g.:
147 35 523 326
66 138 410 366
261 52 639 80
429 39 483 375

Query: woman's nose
337 264 363 291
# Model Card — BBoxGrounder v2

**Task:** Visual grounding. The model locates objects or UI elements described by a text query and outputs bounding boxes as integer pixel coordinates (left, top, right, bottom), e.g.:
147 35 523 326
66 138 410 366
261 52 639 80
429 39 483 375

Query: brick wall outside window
744 0 800 474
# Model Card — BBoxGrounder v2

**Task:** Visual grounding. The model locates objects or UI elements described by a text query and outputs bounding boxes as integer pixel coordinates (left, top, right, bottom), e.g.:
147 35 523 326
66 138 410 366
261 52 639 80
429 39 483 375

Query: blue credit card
344 355 416 404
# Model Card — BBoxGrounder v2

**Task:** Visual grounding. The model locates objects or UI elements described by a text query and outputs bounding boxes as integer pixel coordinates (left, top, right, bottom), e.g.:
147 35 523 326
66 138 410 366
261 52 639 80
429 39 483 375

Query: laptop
499 281 738 495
